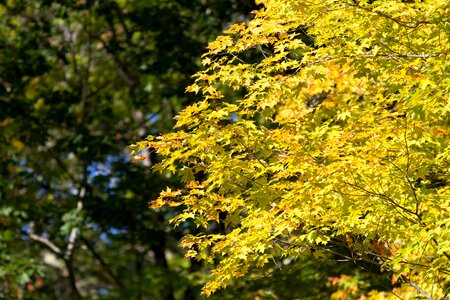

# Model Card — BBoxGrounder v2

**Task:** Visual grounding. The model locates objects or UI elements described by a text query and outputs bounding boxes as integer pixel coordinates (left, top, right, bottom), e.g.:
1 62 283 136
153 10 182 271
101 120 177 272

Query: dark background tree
0 1 258 298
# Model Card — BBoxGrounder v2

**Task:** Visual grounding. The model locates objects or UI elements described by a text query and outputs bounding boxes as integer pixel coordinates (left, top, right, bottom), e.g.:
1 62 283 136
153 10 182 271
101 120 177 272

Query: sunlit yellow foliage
133 0 450 297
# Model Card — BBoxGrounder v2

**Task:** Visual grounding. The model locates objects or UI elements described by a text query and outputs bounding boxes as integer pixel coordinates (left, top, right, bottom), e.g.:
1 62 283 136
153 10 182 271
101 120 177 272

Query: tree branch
402 276 433 300
64 258 82 300
22 230 62 256
343 181 419 223
350 2 432 29
306 53 442 66
89 30 139 89
80 236 125 288
64 200 83 260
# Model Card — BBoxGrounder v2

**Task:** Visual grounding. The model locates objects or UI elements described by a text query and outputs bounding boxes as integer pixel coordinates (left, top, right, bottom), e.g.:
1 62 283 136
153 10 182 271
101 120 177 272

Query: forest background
1 0 259 298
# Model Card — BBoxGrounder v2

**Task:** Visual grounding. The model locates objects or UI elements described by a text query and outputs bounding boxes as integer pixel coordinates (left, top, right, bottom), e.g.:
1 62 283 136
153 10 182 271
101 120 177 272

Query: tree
0 0 257 298
136 0 450 298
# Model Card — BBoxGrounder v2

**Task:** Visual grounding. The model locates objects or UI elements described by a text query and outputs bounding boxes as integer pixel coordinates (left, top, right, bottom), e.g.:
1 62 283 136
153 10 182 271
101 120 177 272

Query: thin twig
80 236 125 288
402 276 433 300
350 2 432 29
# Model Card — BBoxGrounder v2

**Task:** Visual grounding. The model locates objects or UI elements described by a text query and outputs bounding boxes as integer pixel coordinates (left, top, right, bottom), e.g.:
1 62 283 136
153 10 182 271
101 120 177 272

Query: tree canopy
135 0 450 298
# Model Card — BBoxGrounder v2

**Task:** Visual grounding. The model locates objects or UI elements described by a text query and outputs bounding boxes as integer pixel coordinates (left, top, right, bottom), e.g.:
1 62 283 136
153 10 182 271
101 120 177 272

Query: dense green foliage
0 0 257 299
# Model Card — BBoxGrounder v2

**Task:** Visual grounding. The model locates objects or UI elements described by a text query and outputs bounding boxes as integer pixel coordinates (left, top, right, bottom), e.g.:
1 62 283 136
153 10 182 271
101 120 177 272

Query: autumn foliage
132 0 450 297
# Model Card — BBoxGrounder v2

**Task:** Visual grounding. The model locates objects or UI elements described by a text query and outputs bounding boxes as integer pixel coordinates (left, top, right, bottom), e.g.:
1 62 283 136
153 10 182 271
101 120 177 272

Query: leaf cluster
146 0 450 297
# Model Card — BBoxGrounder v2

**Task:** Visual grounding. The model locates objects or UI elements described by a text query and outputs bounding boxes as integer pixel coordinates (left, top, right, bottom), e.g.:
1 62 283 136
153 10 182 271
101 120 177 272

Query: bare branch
23 231 62 256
